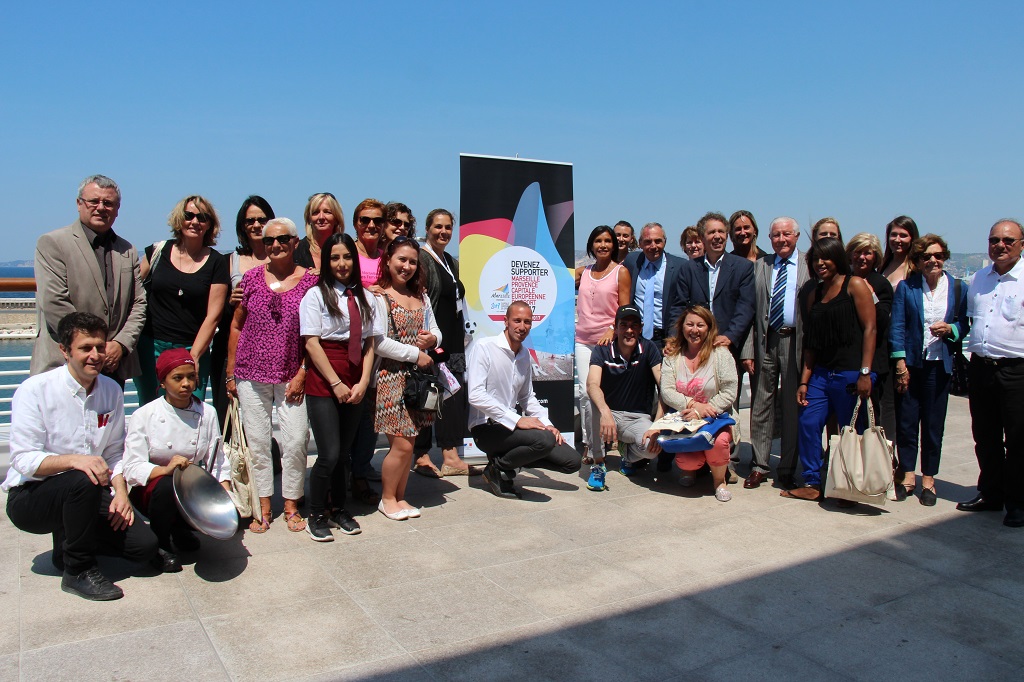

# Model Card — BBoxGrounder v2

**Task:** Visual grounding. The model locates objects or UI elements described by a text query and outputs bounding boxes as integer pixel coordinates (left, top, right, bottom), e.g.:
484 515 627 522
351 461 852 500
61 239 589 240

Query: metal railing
0 356 143 421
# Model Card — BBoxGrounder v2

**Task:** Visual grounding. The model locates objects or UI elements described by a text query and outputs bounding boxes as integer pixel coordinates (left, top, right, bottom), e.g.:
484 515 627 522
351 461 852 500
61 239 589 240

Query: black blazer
624 251 685 338
670 252 756 352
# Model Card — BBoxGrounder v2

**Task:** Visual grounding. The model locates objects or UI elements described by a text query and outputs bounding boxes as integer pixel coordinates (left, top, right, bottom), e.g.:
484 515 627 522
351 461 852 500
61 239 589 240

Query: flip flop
249 515 271 534
413 463 443 478
284 511 306 532
780 487 821 501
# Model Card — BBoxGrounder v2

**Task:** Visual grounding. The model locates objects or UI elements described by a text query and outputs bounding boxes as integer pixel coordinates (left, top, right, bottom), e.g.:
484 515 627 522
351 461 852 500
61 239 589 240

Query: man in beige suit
32 175 147 385
740 217 808 490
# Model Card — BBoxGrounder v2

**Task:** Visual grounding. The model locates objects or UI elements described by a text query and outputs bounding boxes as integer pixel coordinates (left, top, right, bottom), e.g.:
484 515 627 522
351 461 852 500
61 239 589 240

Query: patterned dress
375 295 436 436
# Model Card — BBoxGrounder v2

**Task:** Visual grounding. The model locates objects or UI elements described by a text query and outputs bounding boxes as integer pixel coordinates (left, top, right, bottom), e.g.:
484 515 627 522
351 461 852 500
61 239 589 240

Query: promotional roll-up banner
459 153 576 450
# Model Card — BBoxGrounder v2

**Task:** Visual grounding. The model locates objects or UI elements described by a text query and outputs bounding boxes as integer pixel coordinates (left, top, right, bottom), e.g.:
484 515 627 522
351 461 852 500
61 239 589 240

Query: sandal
440 463 483 477
351 477 381 506
780 486 821 501
413 463 443 478
249 515 271 534
284 511 306 533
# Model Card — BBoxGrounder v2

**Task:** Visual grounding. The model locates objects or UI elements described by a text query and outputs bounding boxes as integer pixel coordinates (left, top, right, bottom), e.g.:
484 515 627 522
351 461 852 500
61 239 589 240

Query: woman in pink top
575 225 631 465
227 218 318 534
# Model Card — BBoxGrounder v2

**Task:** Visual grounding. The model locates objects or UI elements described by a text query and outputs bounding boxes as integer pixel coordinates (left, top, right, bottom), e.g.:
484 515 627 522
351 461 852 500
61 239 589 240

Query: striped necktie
769 259 788 330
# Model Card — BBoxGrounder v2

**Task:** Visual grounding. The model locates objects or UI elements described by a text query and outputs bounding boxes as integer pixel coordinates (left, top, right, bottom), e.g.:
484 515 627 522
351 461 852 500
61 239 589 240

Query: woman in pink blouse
575 226 631 473
227 218 318 534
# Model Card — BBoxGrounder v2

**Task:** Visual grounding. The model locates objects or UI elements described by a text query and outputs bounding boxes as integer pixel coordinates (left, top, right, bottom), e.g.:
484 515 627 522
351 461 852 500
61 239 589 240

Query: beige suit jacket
740 252 810 365
31 221 147 380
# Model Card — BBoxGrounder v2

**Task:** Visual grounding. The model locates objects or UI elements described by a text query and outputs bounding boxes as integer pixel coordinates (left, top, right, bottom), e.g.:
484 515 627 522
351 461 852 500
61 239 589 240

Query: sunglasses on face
358 215 385 227
920 253 946 262
183 210 211 224
389 218 411 229
244 216 269 227
261 234 294 246
989 237 1020 247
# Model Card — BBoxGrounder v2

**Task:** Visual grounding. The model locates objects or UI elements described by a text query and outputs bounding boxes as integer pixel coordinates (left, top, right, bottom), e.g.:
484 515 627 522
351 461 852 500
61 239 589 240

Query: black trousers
470 423 581 477
968 355 1024 509
307 394 365 515
7 471 158 574
128 475 191 552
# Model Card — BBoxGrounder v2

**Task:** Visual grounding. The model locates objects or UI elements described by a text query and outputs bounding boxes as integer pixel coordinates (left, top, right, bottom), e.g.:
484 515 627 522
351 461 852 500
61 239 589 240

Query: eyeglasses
920 253 946 262
770 232 796 239
308 192 336 201
989 237 1020 247
183 210 212 224
358 215 385 227
244 216 269 227
80 198 119 209
388 235 420 251
389 218 411 229
261 234 294 246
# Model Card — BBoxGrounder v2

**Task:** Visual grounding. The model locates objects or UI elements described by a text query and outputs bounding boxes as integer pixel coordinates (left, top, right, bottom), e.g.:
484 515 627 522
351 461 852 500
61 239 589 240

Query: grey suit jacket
740 252 810 365
31 221 147 380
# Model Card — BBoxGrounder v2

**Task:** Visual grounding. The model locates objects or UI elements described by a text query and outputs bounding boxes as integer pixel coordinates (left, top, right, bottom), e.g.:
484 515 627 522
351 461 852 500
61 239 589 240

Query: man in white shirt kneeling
468 301 582 498
3 313 158 600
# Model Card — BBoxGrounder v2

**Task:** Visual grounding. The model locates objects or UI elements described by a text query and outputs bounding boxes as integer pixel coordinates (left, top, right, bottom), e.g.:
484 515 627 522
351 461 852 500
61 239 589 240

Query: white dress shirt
967 259 1024 359
467 332 550 430
122 397 229 488
299 284 380 341
922 275 950 362
2 365 125 491
706 256 723 312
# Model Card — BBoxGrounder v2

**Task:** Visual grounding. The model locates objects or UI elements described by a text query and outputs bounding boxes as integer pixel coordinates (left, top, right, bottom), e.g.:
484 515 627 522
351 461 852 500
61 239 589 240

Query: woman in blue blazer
890 234 969 506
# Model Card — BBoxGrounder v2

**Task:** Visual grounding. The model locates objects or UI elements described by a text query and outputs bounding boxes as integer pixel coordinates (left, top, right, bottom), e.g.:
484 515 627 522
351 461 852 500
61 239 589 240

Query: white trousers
575 342 602 456
236 380 310 500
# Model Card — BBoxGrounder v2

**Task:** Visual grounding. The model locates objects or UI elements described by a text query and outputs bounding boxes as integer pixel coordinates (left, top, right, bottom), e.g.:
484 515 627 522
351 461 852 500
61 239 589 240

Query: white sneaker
715 486 732 502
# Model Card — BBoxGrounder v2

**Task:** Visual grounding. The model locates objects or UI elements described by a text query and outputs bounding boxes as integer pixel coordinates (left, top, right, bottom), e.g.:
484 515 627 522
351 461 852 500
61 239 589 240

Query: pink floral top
235 267 318 384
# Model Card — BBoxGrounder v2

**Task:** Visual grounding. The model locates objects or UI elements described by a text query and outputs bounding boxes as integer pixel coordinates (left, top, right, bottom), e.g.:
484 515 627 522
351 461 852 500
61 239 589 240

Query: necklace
174 245 205 295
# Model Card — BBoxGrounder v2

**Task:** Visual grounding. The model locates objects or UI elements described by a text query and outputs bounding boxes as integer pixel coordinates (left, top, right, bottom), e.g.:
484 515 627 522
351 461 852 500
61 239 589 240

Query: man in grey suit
32 175 147 385
740 217 807 489
623 222 685 350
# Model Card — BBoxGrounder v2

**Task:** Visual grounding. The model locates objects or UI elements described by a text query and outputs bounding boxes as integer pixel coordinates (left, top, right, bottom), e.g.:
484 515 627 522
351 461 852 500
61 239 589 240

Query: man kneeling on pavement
585 304 664 490
3 312 158 601
468 301 582 498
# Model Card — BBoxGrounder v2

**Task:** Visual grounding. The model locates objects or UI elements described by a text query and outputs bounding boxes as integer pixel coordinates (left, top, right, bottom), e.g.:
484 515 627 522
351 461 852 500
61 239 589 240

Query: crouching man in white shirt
3 313 158 600
468 301 582 498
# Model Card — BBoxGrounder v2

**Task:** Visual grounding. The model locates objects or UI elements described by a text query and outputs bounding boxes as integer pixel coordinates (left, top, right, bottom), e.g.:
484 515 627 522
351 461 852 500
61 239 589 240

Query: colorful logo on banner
461 182 575 359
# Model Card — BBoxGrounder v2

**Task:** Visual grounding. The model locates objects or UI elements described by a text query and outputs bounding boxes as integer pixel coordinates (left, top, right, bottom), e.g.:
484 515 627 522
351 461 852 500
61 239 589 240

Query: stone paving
2 395 1023 681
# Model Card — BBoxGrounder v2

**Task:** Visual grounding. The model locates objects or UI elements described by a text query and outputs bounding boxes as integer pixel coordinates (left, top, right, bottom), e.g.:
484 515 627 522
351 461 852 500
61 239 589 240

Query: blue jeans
798 368 876 487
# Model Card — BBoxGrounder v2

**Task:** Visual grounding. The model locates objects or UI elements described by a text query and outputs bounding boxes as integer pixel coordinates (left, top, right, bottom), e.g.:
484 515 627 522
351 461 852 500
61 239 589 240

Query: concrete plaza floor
1 395 1023 681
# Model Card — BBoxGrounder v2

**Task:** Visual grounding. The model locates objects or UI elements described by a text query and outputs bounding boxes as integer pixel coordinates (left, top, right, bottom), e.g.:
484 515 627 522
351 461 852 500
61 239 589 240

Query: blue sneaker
586 463 608 491
620 458 639 477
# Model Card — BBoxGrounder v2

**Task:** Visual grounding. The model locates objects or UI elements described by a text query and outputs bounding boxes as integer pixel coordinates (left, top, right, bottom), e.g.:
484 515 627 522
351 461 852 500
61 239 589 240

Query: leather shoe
1004 508 1024 528
152 548 182 573
61 567 124 601
956 494 1003 512
744 471 768 489
920 487 937 507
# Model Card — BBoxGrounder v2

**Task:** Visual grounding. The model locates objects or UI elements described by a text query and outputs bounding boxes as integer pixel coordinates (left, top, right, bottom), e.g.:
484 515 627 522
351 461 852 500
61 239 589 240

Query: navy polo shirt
590 338 662 414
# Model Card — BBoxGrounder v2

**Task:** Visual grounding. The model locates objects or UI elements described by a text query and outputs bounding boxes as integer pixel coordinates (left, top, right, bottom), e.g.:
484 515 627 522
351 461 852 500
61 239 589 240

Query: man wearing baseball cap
584 304 664 490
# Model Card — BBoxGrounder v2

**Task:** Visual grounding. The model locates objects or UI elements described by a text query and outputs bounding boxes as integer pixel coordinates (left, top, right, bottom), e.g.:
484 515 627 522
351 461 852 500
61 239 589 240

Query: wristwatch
860 367 871 376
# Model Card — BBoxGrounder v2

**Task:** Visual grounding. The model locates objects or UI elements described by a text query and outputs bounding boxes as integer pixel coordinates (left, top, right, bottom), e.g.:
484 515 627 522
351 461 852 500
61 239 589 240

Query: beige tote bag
223 397 262 521
825 397 896 506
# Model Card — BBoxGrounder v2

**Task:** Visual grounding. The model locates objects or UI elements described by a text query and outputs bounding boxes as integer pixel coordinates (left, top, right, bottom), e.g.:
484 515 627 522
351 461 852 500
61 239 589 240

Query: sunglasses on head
261 234 294 246
308 192 336 201
388 235 420 251
358 215 385 227
183 210 211 224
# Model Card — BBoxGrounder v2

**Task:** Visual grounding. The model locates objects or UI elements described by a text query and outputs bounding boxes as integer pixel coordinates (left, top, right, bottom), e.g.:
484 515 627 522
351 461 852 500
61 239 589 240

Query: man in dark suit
740 217 809 489
670 212 756 478
31 175 147 385
623 222 685 350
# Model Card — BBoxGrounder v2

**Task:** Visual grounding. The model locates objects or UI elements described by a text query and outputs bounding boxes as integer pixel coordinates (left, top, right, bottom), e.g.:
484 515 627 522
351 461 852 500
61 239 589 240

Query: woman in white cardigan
660 305 738 501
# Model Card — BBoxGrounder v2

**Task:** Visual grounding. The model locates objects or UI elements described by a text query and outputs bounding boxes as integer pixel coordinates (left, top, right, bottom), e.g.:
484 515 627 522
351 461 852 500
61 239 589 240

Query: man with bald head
958 219 1024 527
468 302 582 499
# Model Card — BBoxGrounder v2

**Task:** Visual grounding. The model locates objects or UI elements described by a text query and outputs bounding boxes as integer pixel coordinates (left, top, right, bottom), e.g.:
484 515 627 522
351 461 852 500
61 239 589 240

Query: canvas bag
222 397 262 520
825 396 897 506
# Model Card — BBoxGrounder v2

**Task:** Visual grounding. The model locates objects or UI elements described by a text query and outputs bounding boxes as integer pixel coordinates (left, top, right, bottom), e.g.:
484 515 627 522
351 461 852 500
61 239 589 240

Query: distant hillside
0 261 33 268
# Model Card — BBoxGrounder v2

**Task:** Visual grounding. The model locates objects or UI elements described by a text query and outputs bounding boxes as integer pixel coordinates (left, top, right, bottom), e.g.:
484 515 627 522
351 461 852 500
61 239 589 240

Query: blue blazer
669 253 756 353
624 251 685 338
889 271 970 374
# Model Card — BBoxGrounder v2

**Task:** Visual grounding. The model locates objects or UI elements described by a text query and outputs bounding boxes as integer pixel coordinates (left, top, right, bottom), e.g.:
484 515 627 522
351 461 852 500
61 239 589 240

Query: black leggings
307 395 365 516
128 475 192 552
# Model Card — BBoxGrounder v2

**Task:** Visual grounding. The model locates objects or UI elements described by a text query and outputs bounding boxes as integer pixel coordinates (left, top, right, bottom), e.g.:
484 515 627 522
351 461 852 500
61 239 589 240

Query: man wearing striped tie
740 217 808 490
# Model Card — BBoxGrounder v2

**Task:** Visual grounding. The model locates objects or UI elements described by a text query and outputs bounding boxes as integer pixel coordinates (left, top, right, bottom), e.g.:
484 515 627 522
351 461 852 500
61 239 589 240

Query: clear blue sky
2 1 1021 261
